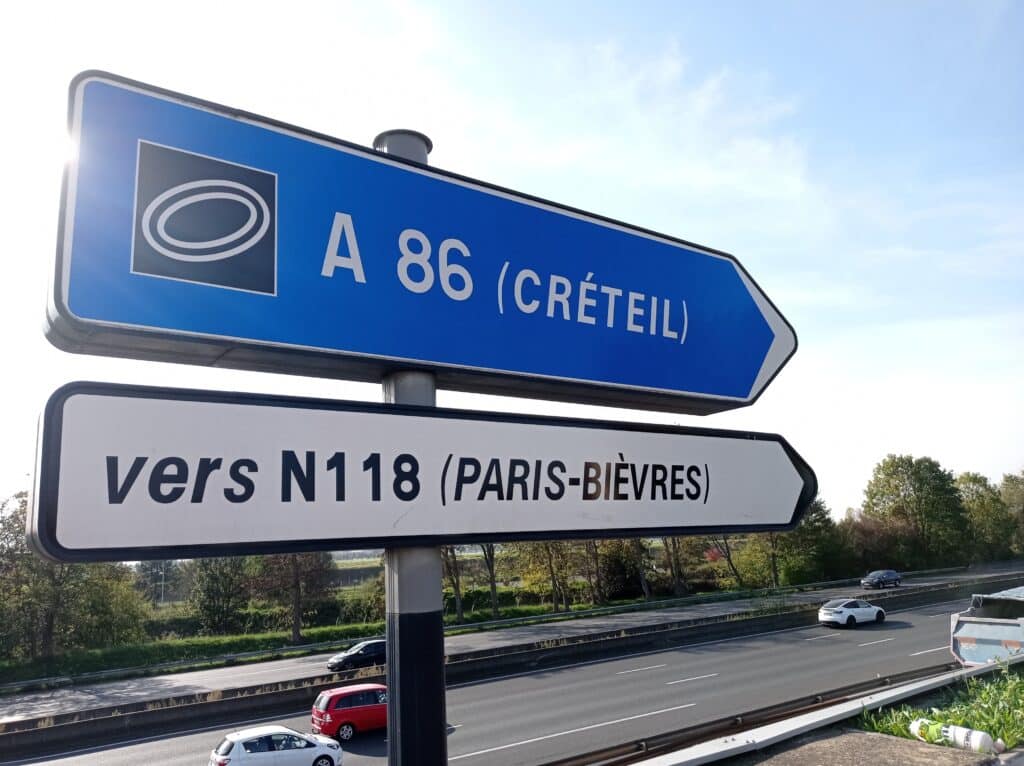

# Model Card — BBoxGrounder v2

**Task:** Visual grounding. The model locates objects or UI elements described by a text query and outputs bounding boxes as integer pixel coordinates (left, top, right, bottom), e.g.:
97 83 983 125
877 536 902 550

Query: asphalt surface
4 598 967 766
1 567 1006 725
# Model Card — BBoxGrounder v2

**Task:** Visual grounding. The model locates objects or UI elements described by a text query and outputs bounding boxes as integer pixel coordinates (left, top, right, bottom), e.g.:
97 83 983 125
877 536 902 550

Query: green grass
333 558 381 570
860 665 1024 750
0 622 385 686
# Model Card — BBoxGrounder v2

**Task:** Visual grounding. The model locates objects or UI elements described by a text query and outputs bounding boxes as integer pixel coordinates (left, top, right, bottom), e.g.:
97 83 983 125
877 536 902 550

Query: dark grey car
327 639 387 672
861 569 901 588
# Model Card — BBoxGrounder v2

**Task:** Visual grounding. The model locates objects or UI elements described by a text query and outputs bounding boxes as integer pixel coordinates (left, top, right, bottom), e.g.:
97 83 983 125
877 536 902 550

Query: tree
249 553 335 643
633 539 652 600
441 546 464 623
861 454 968 568
185 557 249 634
599 539 652 600
582 540 607 604
660 537 688 596
734 501 853 588
0 492 150 660
478 543 500 618
733 534 776 589
342 569 385 624
1000 470 1024 552
706 536 744 588
507 541 573 611
135 560 184 605
73 563 150 648
838 511 908 574
957 472 1014 561
778 499 849 583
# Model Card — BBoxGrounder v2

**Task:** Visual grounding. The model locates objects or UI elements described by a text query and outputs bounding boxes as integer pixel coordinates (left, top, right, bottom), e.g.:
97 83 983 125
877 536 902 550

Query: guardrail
0 565 971 695
538 661 961 766
624 648 1024 765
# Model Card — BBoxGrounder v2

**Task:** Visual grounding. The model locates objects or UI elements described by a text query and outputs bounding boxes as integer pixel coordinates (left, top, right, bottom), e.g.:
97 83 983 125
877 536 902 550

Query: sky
0 0 1021 519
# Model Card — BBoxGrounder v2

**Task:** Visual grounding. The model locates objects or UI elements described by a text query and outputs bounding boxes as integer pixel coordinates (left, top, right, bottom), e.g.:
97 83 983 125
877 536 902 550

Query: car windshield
823 599 846 608
348 641 372 653
314 692 330 711
215 738 234 756
866 571 885 577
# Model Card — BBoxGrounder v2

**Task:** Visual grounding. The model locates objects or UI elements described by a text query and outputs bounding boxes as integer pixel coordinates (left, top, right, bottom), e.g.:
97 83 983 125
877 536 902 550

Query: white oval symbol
141 179 270 262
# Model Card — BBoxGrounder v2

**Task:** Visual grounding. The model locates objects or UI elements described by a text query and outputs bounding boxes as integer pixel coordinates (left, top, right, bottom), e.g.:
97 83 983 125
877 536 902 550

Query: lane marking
888 597 971 614
804 633 841 641
858 638 895 647
615 664 667 675
666 673 719 686
449 624 819 689
448 596 973 690
448 702 696 760
910 646 949 656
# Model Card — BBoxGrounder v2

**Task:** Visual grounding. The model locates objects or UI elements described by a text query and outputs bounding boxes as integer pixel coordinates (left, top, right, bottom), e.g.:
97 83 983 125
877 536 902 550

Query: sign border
30 381 818 562
48 70 797 416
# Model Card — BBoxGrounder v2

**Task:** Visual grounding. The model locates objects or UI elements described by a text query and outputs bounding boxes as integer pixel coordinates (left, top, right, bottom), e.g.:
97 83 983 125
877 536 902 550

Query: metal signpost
374 129 447 766
48 71 797 416
33 71 817 766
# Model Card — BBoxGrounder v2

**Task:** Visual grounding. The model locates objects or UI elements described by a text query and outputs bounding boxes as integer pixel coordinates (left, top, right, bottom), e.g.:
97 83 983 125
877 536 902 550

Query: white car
208 725 342 766
818 598 885 627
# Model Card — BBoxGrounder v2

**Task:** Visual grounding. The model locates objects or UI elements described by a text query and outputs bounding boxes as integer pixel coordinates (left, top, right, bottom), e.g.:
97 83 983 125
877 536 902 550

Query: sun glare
64 135 79 164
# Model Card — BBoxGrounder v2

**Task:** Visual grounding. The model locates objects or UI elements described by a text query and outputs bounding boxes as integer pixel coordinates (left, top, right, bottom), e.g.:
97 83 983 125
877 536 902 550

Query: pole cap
373 129 433 163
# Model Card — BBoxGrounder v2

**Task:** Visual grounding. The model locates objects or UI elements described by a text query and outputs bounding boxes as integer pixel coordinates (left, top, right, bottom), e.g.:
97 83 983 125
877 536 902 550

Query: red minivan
312 683 387 741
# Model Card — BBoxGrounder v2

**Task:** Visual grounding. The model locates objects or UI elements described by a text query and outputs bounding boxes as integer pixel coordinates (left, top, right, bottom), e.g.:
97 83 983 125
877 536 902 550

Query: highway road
5 598 965 766
4 566 1009 725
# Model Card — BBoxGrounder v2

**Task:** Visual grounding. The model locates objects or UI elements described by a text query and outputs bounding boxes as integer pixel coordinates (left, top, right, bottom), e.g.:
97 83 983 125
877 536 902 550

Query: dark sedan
861 569 901 588
327 639 387 672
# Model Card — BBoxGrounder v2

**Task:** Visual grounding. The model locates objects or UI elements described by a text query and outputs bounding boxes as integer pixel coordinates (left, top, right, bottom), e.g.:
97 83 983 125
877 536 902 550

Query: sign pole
375 130 448 766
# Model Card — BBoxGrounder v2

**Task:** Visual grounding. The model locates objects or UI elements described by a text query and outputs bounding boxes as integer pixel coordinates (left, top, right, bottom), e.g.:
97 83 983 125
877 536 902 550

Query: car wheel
313 758 333 766
336 723 355 742
875 611 885 623
845 616 856 628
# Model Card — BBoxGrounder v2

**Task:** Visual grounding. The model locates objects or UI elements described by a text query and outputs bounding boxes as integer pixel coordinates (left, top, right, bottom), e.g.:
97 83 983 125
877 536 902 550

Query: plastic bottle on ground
909 718 1006 754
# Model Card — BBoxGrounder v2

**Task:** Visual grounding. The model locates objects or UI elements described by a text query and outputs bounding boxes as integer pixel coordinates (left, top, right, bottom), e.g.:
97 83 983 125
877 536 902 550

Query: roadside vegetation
0 457 1022 685
860 665 1024 750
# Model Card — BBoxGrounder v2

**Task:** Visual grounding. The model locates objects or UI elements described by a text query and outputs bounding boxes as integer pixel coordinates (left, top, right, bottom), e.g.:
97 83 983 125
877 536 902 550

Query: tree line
1 455 1022 664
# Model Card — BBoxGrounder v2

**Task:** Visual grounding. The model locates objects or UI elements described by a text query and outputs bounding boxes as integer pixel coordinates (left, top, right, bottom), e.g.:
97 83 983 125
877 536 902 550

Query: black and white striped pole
374 130 448 766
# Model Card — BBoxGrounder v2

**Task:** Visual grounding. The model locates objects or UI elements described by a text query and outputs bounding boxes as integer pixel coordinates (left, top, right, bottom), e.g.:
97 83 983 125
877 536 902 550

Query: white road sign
30 383 817 561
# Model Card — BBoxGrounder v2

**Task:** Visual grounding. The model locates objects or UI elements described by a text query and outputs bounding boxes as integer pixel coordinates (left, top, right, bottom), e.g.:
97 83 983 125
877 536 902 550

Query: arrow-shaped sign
31 383 817 562
48 72 796 414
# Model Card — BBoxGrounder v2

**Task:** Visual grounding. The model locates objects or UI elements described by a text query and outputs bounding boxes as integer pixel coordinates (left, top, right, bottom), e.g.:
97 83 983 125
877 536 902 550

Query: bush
340 579 385 624
144 612 203 640
442 586 549 613
142 598 346 640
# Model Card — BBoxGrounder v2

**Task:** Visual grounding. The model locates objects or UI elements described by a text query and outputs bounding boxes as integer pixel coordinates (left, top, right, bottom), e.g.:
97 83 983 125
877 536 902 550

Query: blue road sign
49 72 797 414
